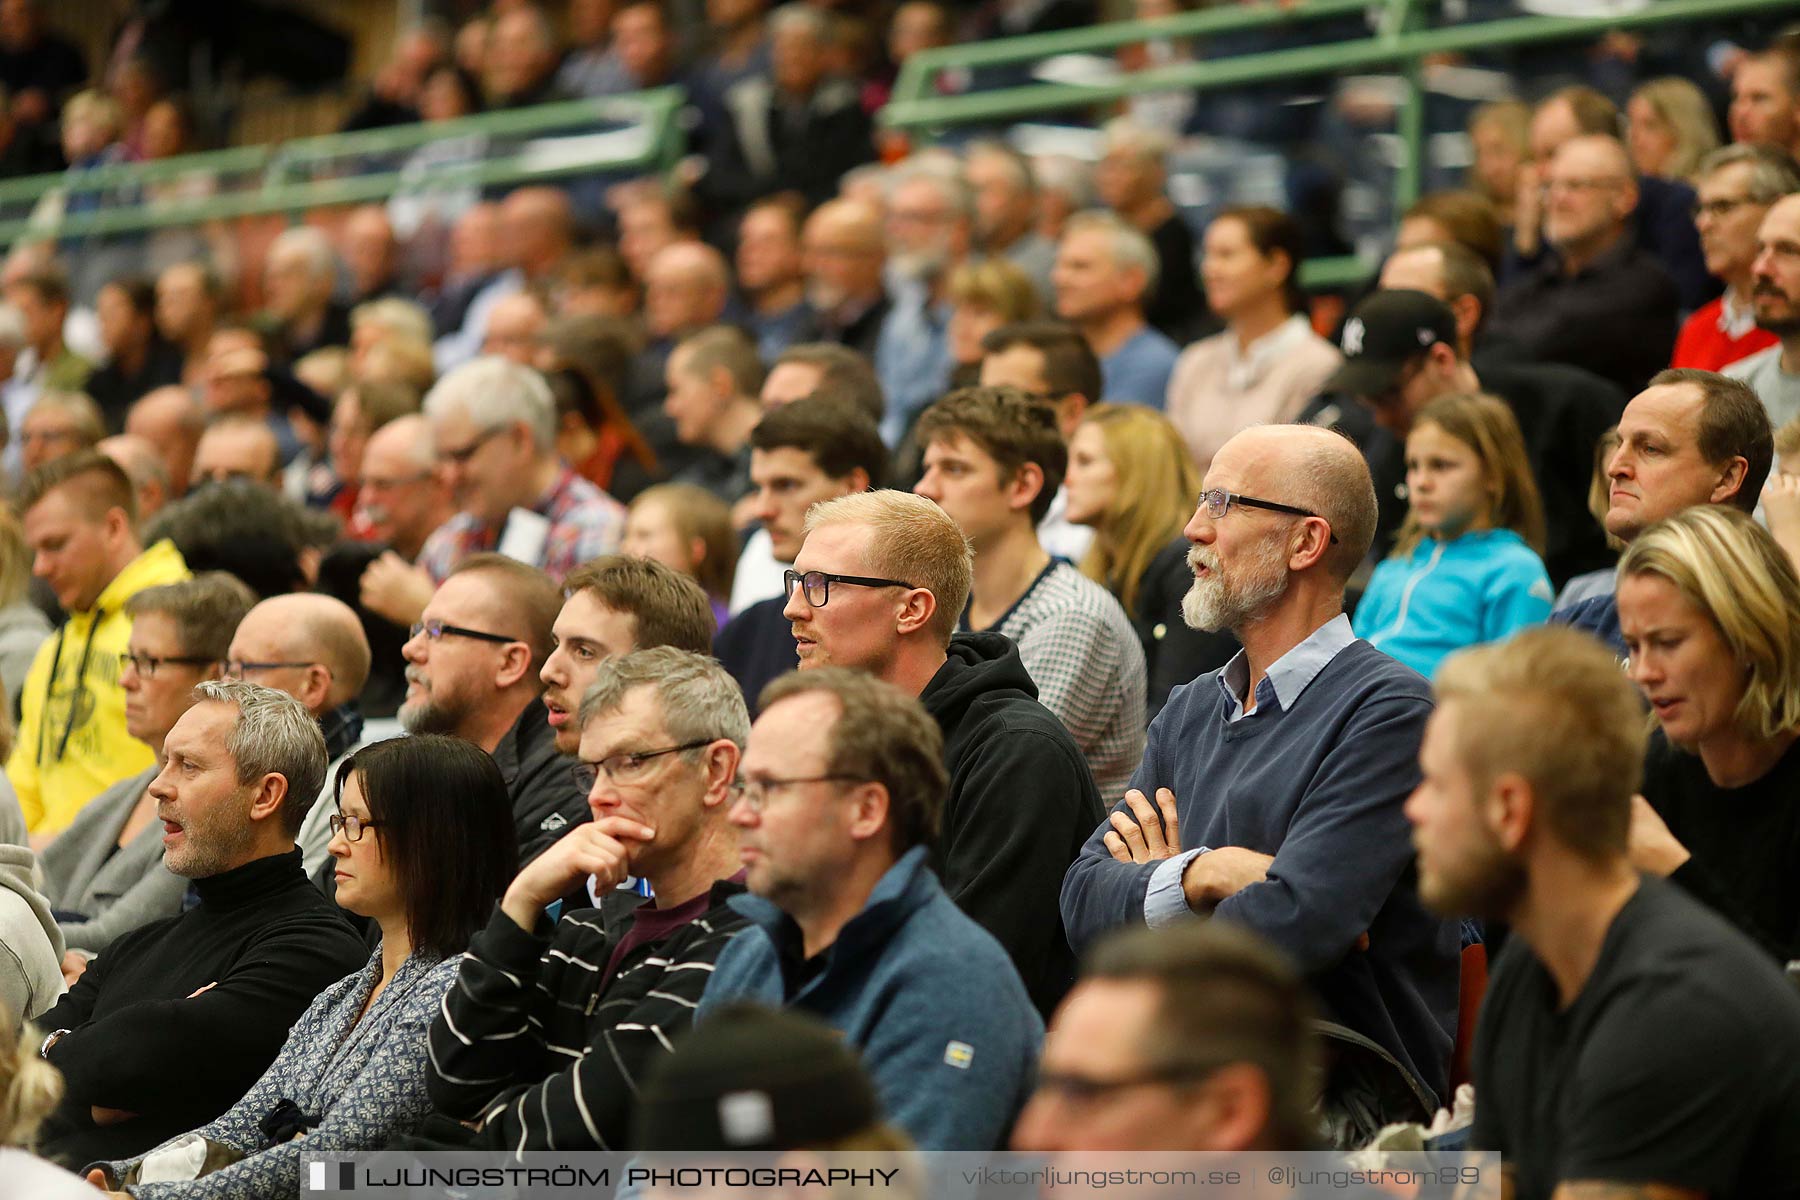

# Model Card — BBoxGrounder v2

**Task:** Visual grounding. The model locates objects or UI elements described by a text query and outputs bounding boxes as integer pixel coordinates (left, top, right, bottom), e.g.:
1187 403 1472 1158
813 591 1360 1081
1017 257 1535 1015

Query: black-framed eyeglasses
119 652 214 679
1197 488 1338 544
437 426 506 465
783 569 915 608
572 740 715 792
328 813 382 842
224 659 318 680
729 774 871 813
409 619 521 646
1030 1062 1226 1105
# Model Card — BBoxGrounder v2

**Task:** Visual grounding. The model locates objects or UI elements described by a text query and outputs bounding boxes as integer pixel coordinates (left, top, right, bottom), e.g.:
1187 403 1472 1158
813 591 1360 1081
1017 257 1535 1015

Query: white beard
1182 538 1291 633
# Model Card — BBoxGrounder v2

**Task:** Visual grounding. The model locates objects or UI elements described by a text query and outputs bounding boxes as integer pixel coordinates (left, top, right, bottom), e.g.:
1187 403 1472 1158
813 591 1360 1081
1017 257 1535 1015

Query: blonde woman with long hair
1617 504 1800 962
1064 404 1236 716
1626 77 1721 182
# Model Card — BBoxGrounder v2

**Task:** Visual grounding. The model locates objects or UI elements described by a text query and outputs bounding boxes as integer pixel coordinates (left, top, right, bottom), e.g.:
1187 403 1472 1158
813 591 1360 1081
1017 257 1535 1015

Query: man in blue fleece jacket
699 666 1042 1150
1061 423 1459 1105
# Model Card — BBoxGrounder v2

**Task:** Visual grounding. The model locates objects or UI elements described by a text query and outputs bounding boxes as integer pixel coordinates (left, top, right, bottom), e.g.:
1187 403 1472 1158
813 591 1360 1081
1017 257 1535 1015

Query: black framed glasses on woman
783 569 916 608
119 652 214 678
1196 488 1338 544
328 813 382 842
571 740 715 792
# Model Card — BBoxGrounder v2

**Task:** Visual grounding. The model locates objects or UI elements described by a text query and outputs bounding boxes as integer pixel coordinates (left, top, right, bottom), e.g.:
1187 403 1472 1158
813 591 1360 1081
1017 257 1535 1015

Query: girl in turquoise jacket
1354 392 1555 679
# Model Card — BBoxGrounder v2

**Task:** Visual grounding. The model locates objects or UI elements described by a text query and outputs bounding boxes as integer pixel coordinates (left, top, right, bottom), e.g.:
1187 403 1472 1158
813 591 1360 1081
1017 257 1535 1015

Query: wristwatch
38 1028 70 1058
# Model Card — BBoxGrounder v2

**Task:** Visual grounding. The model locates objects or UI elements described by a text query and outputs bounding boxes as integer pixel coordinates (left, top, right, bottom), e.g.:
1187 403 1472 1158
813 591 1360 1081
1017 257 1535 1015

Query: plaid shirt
972 560 1147 805
417 465 626 584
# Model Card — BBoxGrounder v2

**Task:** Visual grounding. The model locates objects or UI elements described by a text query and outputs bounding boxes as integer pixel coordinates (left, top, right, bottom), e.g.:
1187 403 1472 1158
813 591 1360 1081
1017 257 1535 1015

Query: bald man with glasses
1061 423 1461 1112
224 593 372 877
400 553 584 862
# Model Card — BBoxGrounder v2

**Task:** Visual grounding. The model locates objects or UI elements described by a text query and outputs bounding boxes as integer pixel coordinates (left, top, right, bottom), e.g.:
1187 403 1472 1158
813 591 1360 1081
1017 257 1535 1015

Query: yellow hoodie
7 539 190 834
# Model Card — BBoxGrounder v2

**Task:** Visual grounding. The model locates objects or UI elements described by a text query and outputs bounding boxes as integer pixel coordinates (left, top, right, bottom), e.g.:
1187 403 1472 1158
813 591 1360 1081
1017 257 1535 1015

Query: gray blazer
38 766 187 956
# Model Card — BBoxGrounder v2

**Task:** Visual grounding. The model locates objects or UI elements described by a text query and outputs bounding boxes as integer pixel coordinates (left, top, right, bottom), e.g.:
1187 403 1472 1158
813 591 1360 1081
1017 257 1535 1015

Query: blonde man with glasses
780 488 1101 1019
426 646 752 1155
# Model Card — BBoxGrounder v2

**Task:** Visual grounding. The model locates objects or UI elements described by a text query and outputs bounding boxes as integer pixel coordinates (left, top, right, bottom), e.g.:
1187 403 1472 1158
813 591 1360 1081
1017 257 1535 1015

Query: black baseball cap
1323 289 1459 399
634 1004 882 1152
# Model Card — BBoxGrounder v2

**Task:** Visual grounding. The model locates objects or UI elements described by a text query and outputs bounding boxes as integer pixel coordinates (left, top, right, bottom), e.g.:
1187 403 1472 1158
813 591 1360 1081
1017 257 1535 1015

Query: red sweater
1672 295 1777 371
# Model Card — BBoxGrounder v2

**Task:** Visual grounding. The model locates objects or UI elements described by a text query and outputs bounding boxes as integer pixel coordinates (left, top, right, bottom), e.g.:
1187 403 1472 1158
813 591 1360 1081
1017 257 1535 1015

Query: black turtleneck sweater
36 848 368 1167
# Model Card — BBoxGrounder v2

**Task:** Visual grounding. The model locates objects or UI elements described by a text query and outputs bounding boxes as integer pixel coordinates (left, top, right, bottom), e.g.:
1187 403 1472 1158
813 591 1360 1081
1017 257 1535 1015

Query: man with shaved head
644 242 731 346
1062 423 1460 1108
481 291 549 366
191 417 282 490
224 593 372 875
1491 134 1680 393
125 386 204 498
97 434 173 524
802 198 889 360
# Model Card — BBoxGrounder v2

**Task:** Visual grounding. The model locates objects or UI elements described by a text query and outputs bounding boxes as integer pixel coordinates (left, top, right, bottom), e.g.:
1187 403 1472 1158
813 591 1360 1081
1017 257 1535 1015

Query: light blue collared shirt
874 282 953 447
1143 613 1359 926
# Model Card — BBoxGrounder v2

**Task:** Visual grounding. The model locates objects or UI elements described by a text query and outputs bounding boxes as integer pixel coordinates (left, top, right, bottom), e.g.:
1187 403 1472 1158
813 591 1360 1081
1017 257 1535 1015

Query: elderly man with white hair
874 163 975 446
415 356 626 585
1052 210 1178 407
262 226 351 362
1061 422 1461 1110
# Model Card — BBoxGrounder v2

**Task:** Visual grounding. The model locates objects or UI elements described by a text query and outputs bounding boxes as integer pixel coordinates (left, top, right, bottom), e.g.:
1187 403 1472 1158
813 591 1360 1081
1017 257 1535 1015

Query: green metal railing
881 0 1799 287
0 87 687 246
4 0 1793 279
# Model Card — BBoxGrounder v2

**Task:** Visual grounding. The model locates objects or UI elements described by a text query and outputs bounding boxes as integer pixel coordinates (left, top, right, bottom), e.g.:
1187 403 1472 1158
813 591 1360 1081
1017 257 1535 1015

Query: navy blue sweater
1060 638 1459 1103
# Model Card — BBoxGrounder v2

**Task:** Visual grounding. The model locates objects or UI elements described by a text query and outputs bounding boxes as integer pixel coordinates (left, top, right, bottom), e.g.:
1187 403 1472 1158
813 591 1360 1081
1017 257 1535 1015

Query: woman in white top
1163 205 1341 474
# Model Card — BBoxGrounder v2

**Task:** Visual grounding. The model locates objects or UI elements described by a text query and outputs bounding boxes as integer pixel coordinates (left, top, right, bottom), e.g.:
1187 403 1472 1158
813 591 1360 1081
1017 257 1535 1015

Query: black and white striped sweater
425 879 749 1155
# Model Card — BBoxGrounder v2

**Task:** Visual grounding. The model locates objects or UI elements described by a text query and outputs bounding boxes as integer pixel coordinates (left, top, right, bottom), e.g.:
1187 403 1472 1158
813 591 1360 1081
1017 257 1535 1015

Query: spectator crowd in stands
0 4 1799 1199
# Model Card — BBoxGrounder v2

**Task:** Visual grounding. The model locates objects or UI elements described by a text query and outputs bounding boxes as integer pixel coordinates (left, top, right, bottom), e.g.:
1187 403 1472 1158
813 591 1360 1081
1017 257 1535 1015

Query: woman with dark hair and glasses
89 735 518 1199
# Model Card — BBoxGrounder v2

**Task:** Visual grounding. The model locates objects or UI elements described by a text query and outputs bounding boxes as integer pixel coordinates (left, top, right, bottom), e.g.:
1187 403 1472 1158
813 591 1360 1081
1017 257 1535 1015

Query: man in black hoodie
781 488 1103 1017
